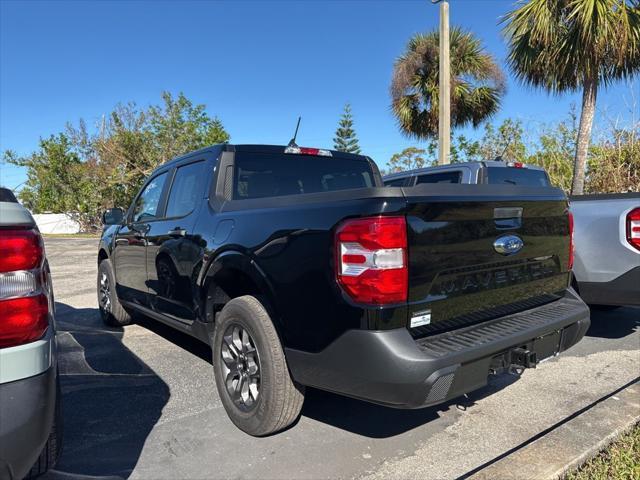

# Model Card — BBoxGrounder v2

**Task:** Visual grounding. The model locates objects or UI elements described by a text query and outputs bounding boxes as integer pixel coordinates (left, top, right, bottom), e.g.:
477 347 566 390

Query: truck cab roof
152 144 374 175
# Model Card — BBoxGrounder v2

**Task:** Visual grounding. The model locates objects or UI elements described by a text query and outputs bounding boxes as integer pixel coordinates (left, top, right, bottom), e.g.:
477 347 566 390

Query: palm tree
391 27 506 142
502 0 640 194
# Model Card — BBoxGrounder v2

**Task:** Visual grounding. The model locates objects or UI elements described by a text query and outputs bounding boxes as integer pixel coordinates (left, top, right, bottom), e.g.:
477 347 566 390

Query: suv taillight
0 228 49 348
627 208 640 252
568 211 574 269
335 216 408 305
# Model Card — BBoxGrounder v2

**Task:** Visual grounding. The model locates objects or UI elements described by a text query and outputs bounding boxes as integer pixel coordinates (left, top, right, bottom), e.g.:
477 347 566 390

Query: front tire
97 259 132 327
212 296 304 436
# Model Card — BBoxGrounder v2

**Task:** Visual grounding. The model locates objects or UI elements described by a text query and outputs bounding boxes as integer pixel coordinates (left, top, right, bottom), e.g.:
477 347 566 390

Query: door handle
168 228 187 237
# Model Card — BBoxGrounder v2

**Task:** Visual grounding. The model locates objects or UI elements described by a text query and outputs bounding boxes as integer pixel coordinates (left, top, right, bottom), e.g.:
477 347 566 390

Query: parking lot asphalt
42 237 639 480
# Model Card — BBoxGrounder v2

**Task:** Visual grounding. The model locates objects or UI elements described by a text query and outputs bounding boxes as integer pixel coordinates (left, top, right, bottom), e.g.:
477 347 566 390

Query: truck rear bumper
286 289 590 408
0 366 57 480
577 266 640 306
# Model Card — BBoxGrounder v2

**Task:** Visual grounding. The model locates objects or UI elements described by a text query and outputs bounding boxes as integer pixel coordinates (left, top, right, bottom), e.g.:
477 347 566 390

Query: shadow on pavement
300 371 519 438
125 309 522 439
134 314 212 364
586 306 640 339
54 299 531 444
50 302 170 480
92 308 526 440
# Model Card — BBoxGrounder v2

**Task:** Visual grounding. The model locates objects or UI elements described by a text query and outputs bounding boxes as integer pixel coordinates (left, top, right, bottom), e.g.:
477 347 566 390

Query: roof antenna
288 116 302 147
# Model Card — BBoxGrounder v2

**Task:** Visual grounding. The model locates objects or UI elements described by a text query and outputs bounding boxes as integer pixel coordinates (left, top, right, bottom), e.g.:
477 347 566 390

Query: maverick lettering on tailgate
432 257 558 298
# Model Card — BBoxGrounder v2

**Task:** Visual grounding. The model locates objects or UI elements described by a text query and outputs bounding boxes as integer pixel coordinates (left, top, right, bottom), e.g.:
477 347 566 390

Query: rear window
0 188 18 203
487 167 550 187
234 153 375 200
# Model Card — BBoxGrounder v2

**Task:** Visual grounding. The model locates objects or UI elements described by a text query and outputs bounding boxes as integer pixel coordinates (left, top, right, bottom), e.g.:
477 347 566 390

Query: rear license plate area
533 330 562 362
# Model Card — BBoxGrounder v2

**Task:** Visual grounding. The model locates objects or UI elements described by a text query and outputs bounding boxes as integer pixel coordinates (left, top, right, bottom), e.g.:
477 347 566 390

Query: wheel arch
98 248 109 265
200 250 280 329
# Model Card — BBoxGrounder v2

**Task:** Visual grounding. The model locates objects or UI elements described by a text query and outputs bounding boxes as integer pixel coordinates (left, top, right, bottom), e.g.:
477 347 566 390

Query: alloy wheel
220 324 261 410
99 271 111 313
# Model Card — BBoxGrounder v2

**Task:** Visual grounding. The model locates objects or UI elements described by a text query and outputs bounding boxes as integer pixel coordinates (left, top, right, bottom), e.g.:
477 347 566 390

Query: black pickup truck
98 144 590 436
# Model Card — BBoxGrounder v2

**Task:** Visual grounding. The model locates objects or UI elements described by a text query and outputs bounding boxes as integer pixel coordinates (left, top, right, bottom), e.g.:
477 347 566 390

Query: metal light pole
434 0 450 165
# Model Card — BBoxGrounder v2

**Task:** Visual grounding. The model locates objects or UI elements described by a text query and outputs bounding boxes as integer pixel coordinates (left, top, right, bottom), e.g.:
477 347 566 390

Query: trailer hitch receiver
511 348 538 369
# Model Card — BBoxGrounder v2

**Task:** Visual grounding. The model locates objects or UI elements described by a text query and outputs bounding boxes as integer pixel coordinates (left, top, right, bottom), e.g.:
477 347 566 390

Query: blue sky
0 0 636 190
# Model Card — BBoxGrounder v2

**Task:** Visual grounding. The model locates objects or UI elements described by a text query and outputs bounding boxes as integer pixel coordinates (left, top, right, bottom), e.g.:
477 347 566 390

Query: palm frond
390 26 505 139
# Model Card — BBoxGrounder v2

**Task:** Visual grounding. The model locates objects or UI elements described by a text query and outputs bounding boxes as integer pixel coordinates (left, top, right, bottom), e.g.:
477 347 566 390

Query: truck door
145 159 208 324
113 170 170 306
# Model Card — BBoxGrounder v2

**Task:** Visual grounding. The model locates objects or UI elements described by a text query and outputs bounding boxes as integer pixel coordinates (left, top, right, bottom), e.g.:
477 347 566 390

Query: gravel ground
41 238 640 480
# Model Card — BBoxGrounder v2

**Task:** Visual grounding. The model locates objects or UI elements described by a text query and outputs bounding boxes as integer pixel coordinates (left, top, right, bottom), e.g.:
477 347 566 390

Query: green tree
386 147 432 173
148 92 230 163
526 110 578 191
4 134 82 213
391 27 506 140
587 124 640 193
502 0 640 194
3 134 103 231
78 92 230 211
450 134 481 163
333 103 361 153
477 118 527 162
5 92 231 232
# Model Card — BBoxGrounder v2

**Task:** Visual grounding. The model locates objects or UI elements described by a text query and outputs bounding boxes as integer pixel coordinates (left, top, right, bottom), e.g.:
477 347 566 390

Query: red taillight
0 229 43 272
0 294 49 348
335 216 408 305
0 228 48 348
627 208 640 252
568 211 574 270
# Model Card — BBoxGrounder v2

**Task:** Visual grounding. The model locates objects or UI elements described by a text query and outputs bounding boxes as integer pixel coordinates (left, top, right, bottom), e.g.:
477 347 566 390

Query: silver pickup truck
0 187 61 479
383 160 551 187
384 164 639 307
570 193 640 307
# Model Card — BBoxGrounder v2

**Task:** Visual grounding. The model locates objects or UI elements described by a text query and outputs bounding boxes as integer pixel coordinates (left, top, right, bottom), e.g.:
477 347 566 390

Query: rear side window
416 171 462 184
234 153 375 200
384 177 408 187
166 161 206 218
487 167 550 187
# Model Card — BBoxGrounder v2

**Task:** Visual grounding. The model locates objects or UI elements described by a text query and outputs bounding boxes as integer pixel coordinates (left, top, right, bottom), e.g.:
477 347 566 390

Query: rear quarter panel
571 196 640 283
198 188 407 352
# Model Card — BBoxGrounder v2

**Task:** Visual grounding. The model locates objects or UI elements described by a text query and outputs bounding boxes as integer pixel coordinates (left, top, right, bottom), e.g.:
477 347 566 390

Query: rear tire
212 296 304 436
97 259 132 327
26 376 62 478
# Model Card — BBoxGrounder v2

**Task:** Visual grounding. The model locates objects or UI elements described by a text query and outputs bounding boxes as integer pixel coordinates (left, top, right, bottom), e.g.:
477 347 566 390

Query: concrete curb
468 381 640 480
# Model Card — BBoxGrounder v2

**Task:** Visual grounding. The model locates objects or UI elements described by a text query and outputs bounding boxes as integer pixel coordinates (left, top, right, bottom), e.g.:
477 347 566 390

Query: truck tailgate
403 184 571 337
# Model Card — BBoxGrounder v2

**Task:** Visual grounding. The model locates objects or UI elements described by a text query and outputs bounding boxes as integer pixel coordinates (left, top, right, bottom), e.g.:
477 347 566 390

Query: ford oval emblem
493 235 524 255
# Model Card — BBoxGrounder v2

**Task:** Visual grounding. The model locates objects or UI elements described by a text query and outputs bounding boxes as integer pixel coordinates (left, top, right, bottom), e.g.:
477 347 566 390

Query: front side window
165 161 206 218
132 172 168 222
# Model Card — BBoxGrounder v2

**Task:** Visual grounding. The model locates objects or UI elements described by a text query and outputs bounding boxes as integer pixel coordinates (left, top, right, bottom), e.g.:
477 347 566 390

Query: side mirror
102 208 125 225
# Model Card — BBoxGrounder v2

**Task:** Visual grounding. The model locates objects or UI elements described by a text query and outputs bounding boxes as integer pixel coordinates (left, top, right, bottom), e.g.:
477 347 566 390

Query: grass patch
565 424 640 480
